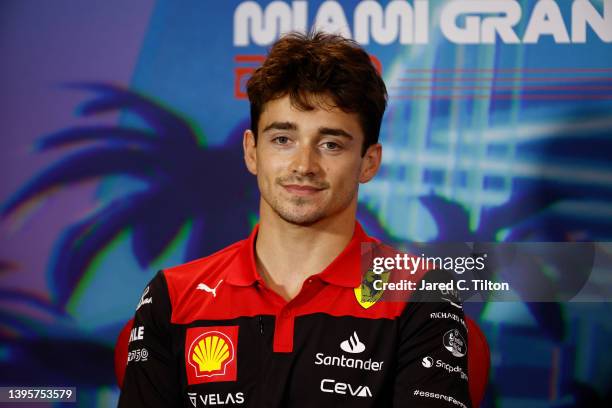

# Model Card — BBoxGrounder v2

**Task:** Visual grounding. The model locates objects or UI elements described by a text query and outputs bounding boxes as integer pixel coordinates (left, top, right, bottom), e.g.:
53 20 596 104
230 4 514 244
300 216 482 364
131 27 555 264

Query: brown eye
322 142 341 150
273 136 290 145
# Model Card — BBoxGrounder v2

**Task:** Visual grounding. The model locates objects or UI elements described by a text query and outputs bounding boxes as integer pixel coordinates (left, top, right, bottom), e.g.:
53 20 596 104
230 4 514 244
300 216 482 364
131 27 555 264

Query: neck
254 201 357 301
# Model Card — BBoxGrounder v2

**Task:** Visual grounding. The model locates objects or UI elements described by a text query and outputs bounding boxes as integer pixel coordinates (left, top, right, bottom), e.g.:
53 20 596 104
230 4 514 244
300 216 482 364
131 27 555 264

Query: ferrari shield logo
354 269 389 309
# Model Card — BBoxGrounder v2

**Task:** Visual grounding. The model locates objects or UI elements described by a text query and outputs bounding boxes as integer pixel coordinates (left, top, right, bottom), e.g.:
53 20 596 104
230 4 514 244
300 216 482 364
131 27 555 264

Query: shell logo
185 326 239 384
192 333 233 374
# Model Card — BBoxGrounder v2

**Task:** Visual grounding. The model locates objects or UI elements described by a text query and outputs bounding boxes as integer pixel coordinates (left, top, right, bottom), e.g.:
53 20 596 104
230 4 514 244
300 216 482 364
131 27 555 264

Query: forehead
258 94 364 139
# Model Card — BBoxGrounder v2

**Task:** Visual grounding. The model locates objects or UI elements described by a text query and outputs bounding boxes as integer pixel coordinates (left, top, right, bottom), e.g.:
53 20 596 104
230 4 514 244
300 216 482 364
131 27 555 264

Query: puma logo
196 280 224 297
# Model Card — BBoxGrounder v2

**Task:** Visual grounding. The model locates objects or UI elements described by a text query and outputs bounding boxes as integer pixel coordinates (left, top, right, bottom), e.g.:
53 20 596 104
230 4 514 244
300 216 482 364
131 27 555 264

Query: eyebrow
262 122 354 140
318 127 354 140
262 121 297 133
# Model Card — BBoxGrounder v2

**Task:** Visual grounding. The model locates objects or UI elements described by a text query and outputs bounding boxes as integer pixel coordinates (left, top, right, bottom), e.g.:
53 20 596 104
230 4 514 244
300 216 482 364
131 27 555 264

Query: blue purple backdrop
1 1 611 407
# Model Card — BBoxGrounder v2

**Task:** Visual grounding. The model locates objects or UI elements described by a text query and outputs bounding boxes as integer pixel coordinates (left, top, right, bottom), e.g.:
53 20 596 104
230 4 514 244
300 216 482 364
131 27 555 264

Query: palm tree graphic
1 83 257 308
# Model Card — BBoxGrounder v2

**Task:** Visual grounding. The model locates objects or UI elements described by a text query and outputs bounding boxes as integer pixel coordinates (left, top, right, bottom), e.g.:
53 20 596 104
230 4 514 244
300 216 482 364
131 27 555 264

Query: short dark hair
246 31 387 155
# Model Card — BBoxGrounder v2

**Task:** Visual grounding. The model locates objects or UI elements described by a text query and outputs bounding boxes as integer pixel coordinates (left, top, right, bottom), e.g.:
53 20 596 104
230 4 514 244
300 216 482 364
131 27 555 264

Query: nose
290 144 321 177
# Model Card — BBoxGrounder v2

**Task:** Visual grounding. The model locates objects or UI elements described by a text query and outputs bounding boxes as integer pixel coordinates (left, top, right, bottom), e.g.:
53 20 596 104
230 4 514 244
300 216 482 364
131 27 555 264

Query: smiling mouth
282 184 325 196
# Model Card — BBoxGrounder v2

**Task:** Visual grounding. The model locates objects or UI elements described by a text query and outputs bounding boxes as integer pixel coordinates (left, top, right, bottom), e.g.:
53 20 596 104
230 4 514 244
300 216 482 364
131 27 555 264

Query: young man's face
243 94 381 226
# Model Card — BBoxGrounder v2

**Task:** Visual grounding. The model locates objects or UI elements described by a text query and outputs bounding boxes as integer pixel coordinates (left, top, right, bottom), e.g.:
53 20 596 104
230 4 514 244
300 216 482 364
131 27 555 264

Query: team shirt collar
225 222 376 288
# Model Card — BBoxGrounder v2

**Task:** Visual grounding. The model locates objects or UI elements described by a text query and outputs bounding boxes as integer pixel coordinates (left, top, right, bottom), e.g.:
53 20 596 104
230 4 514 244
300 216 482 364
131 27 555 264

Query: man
119 32 471 407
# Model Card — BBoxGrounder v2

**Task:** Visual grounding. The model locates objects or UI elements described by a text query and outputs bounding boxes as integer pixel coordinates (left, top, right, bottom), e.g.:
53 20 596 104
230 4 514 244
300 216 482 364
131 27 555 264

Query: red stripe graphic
397 77 612 83
392 85 612 91
393 67 612 100
403 68 612 74
391 94 612 100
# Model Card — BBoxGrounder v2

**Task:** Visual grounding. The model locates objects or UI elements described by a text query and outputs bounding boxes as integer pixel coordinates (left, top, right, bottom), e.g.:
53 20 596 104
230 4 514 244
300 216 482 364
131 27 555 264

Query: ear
243 129 258 175
359 143 382 183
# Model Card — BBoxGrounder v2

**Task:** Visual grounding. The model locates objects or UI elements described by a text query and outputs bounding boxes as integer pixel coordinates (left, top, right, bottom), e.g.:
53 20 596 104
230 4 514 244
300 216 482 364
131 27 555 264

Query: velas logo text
187 392 245 407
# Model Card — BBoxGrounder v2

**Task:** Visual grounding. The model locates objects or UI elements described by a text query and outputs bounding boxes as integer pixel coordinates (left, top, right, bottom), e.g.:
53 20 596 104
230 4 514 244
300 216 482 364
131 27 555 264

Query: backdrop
1 0 611 406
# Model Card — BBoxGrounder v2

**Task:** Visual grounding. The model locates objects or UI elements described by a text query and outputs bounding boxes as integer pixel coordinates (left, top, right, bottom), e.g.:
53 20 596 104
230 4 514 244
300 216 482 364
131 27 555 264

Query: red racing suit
119 223 471 407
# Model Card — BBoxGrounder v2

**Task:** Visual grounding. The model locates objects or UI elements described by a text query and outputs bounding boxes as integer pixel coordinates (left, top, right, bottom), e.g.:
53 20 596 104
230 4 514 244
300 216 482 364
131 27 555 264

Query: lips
282 184 325 196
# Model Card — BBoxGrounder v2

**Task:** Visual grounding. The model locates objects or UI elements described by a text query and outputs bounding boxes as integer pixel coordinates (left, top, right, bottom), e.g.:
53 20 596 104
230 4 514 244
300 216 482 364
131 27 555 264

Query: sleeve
392 270 472 408
118 270 182 407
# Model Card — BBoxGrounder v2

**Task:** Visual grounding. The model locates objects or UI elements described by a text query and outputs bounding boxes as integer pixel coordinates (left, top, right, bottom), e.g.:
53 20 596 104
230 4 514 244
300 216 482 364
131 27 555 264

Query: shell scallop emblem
192 334 231 373
185 326 238 384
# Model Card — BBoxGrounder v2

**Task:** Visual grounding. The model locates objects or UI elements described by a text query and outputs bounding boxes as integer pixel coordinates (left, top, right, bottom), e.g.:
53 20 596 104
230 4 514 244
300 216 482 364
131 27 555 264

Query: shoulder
161 239 246 318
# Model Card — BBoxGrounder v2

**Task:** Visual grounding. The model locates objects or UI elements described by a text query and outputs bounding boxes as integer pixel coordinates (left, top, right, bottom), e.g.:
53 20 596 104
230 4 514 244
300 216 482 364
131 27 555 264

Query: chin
279 213 325 226
276 207 328 226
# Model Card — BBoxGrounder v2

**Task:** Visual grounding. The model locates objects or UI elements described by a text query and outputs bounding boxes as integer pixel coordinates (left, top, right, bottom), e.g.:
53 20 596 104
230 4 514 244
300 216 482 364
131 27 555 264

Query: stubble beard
262 176 355 226
269 195 328 226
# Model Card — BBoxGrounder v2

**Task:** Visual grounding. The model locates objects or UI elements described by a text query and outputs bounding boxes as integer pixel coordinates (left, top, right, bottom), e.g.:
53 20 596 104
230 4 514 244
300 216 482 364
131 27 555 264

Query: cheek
256 152 285 181
326 160 362 186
